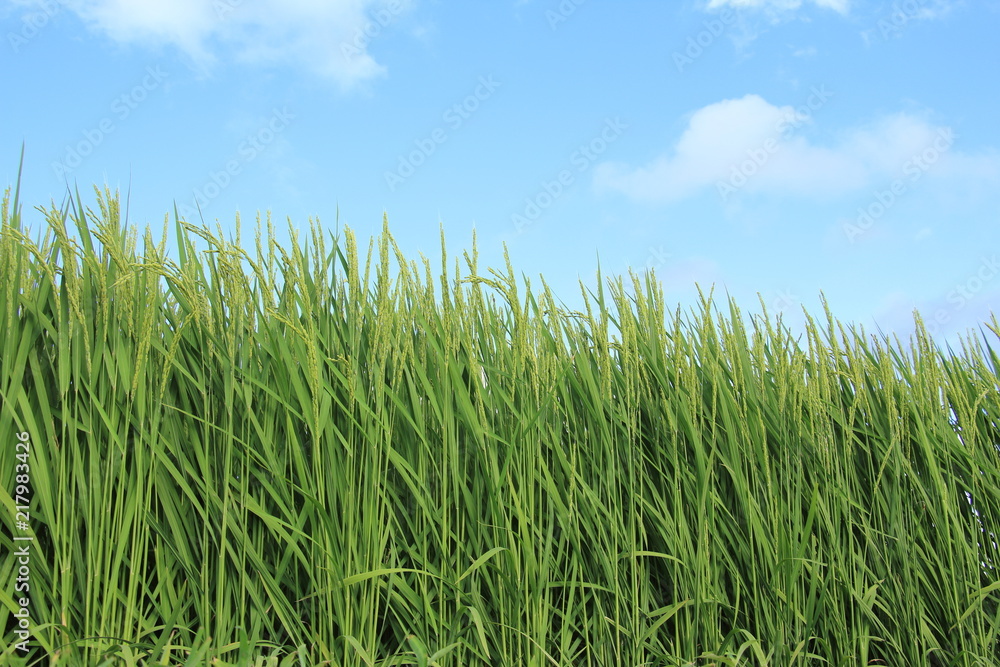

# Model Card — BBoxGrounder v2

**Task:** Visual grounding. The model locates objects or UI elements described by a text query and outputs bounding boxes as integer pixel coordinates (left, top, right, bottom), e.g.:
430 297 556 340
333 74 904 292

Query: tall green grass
1 174 999 666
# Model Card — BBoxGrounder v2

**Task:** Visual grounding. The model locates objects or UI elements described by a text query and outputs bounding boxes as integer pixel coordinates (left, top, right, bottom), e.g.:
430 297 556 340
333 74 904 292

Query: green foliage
1 174 999 665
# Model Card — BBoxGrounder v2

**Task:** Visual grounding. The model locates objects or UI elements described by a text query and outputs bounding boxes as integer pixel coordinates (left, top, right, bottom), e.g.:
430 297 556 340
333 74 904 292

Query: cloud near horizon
9 0 413 90
593 93 997 204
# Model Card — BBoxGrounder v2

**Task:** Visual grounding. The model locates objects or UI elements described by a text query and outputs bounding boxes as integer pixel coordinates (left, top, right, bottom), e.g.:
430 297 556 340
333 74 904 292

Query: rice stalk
1 174 998 666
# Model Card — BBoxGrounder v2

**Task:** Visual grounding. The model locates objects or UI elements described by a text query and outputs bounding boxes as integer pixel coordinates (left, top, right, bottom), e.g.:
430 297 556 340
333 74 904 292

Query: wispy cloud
594 94 999 203
12 0 414 90
861 0 962 45
705 0 850 15
698 0 849 55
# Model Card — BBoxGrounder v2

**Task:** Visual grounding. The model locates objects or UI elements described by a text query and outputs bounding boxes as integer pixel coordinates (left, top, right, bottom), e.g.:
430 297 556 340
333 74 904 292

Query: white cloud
594 94 998 204
22 0 413 90
706 0 850 14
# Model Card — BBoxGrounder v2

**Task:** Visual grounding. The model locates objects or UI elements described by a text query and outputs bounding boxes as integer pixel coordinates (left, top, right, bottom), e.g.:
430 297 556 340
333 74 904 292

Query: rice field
2 175 1000 665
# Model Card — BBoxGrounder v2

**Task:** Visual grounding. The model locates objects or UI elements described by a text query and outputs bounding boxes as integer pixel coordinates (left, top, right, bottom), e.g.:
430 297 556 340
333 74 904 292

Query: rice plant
1 171 999 665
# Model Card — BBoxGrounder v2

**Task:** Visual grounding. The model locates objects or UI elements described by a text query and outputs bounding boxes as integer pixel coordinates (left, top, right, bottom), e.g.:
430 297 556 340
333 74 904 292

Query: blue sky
3 0 999 348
